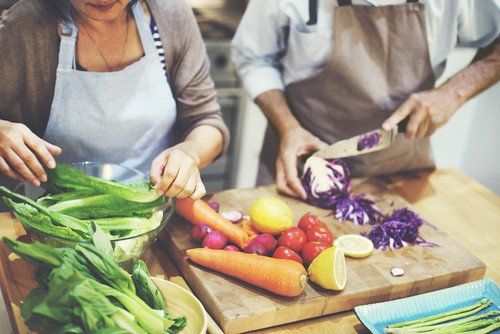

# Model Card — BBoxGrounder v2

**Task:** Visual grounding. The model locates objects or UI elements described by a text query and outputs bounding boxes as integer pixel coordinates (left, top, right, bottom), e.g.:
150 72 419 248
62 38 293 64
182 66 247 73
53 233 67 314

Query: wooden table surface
1 168 499 334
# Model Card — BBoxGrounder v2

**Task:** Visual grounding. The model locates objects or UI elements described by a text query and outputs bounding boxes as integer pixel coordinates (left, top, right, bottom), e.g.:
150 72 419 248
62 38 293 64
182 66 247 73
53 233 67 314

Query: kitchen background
0 0 499 332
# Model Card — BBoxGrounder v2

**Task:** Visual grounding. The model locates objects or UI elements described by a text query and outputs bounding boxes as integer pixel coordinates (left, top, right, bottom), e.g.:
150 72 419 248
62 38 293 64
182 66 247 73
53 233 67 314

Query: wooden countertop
1 168 499 333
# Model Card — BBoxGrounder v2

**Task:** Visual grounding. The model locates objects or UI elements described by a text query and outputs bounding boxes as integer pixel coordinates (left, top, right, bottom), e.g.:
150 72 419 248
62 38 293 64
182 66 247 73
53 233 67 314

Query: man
231 0 500 199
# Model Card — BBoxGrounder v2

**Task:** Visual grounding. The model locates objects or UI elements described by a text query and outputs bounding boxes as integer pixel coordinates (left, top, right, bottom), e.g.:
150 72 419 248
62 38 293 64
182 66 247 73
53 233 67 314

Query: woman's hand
150 145 206 200
0 120 61 186
276 126 327 200
150 125 223 200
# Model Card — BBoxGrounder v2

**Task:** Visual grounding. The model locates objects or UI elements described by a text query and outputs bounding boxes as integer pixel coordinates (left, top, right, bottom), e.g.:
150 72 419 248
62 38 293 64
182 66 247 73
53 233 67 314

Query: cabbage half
300 156 350 209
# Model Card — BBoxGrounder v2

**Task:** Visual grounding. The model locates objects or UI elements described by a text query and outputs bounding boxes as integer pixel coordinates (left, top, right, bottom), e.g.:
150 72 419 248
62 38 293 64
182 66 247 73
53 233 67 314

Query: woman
0 0 229 200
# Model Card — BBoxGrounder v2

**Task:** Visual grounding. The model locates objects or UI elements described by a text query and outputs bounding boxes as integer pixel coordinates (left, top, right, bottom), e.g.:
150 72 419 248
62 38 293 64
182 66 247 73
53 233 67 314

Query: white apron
44 1 176 174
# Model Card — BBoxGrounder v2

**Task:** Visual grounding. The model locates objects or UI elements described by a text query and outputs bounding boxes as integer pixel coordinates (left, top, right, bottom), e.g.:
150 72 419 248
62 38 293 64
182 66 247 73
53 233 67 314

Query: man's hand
0 120 61 186
382 87 461 138
276 126 327 200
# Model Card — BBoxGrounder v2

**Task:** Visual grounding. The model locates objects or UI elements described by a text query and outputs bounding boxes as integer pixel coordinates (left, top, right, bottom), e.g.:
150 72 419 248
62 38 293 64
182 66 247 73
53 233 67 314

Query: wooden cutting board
159 177 486 334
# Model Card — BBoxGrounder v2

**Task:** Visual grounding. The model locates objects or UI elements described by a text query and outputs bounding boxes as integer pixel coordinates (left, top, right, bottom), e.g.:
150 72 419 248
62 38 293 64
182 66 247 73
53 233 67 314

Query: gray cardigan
0 0 229 149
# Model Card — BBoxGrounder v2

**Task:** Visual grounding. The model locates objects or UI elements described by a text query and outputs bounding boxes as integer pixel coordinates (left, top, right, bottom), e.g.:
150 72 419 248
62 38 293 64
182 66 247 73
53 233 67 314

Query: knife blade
312 128 396 159
312 118 408 159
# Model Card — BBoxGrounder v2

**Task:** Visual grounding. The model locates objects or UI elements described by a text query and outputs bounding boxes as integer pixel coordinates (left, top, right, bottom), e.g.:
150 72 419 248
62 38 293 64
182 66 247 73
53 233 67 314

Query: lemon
307 246 346 291
249 197 294 235
333 234 374 258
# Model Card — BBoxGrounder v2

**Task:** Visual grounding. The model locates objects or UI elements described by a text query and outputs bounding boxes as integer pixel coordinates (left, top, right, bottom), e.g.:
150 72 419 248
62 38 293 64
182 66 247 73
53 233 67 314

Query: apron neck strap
306 0 318 25
308 0 421 24
338 0 419 6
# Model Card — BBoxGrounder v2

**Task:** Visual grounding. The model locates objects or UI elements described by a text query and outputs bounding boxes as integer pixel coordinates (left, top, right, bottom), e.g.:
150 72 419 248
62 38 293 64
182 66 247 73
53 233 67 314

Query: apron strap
309 0 421 24
307 0 318 25
132 3 158 57
338 0 419 6
58 1 78 70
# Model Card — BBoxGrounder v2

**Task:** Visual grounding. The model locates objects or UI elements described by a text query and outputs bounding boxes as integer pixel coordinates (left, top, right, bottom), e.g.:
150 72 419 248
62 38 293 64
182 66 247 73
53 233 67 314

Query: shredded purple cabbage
301 157 436 250
333 194 384 225
363 208 434 250
357 132 381 151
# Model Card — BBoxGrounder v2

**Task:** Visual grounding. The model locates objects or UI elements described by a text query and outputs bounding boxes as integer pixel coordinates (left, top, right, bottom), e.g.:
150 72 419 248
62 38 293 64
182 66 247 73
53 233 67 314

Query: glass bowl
13 161 175 271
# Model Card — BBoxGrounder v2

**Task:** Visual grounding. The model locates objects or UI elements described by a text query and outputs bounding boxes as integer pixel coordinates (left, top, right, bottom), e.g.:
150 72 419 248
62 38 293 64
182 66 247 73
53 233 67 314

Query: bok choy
3 230 187 334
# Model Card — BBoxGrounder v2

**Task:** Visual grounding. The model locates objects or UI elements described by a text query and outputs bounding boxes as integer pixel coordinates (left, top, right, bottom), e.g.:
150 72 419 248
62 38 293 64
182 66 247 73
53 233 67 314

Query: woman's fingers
0 157 25 183
152 149 206 199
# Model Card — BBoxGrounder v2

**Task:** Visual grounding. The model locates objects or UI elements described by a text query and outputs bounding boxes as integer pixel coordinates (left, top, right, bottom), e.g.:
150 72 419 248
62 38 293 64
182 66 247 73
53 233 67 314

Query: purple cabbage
333 194 384 225
301 156 350 209
363 208 434 250
301 157 436 250
357 132 381 151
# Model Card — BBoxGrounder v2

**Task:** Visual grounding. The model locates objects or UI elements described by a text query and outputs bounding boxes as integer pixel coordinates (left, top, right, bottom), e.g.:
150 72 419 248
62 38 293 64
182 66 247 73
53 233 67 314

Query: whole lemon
249 197 294 235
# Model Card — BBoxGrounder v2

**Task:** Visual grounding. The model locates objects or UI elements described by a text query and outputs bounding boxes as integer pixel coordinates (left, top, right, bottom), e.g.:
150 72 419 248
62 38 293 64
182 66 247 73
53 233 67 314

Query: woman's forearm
182 125 224 169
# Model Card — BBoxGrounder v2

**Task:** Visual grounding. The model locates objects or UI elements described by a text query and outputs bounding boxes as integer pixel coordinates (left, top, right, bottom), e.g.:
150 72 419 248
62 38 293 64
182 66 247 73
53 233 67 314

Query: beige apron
257 1 436 185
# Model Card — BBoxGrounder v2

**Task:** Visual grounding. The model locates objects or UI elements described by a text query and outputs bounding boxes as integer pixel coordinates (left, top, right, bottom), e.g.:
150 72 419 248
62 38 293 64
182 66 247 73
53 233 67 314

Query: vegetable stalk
385 299 498 334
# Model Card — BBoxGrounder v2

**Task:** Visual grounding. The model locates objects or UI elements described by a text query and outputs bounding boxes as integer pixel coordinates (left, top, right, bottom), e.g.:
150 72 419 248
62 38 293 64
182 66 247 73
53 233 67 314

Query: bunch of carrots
175 198 308 297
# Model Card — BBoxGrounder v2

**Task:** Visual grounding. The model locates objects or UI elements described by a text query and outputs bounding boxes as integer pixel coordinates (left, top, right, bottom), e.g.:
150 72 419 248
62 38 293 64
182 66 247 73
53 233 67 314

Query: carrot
186 248 308 297
241 218 259 239
176 198 250 249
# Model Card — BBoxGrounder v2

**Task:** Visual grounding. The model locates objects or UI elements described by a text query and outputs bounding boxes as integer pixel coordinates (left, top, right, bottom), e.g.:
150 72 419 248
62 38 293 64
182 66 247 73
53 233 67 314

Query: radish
223 245 240 251
202 230 228 249
221 210 244 223
207 201 220 212
244 242 268 256
191 223 212 242
244 233 277 256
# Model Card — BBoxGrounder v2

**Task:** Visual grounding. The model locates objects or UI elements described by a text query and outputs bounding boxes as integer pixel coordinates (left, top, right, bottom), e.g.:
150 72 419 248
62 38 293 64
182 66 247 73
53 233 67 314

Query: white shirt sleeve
456 0 500 48
231 0 289 100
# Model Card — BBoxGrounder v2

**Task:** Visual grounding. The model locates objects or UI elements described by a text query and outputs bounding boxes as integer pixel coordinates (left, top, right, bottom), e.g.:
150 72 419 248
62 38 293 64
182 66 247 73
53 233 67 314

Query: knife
312 118 408 159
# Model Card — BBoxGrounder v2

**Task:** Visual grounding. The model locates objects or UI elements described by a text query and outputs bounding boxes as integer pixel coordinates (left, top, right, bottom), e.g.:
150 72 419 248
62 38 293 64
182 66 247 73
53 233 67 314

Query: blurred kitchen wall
235 47 500 196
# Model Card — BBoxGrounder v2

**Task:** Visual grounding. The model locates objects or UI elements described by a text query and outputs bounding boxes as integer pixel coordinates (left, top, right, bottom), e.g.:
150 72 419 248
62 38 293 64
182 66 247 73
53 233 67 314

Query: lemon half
307 246 346 291
333 234 374 258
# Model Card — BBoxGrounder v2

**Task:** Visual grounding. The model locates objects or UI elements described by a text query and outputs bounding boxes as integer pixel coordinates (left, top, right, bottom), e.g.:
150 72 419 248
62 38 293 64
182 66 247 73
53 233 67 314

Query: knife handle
397 117 409 133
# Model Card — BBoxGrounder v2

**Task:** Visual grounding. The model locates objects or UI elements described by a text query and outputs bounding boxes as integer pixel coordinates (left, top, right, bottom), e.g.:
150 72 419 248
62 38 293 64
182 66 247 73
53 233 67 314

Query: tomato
297 213 326 232
277 227 307 253
301 241 330 267
306 225 334 246
272 246 303 264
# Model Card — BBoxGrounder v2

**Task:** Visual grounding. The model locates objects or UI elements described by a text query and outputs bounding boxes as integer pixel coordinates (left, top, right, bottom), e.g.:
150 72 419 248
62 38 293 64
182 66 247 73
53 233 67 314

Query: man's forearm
254 89 302 137
439 39 500 106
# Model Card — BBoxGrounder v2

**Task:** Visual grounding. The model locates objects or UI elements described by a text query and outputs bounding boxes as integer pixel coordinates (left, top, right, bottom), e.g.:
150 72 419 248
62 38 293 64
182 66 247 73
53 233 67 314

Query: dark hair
40 0 139 21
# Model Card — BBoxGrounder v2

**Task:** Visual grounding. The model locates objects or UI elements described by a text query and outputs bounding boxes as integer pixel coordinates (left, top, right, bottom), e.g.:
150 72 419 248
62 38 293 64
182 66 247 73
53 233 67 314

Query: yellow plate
152 277 208 334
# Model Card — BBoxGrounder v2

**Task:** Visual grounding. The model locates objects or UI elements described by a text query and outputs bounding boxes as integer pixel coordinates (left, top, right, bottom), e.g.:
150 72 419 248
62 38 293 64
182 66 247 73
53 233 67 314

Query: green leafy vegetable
45 164 161 203
4 236 185 333
132 260 187 333
0 163 170 244
0 186 89 235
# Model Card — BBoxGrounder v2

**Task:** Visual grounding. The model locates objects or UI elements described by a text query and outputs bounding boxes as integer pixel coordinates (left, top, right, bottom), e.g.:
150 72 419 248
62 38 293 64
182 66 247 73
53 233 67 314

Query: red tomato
297 213 326 232
306 225 334 246
272 246 303 264
301 241 329 267
277 227 307 253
